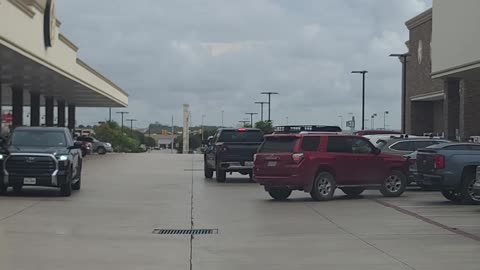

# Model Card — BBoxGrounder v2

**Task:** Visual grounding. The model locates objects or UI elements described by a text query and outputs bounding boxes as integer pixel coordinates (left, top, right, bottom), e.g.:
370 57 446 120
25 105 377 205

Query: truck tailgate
219 143 261 162
416 150 436 173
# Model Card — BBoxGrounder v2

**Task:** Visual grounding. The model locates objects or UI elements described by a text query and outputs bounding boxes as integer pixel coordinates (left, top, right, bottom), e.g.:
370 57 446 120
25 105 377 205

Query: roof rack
274 125 342 134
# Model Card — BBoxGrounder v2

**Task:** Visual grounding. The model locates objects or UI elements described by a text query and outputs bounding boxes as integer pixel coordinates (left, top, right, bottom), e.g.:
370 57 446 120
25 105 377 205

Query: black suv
0 127 83 196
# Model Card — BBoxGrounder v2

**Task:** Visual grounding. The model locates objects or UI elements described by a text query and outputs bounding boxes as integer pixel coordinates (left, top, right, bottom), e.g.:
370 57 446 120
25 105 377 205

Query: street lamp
201 114 206 141
371 113 378 129
389 53 410 133
245 113 258 127
384 111 389 130
255 101 268 122
351 70 368 130
116 111 129 133
261 92 279 122
126 119 137 135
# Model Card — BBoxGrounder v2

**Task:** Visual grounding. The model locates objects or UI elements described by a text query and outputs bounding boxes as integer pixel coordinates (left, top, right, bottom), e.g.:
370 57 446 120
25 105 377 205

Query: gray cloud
57 0 431 129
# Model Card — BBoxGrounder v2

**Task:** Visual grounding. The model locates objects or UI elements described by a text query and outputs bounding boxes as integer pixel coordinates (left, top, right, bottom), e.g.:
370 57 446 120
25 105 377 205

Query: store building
0 0 128 133
405 1 480 140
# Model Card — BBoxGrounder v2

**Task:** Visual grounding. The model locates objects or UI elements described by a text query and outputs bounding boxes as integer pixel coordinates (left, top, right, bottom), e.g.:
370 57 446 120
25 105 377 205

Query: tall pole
126 119 137 136
261 92 279 122
201 114 206 142
221 110 224 127
245 113 258 128
255 102 268 122
116 111 129 133
390 53 410 133
171 115 174 153
384 111 389 129
351 71 368 130
108 108 112 122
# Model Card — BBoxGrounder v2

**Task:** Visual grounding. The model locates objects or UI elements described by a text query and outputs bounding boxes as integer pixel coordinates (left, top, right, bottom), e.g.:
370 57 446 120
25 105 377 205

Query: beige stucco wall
432 0 480 77
0 0 128 106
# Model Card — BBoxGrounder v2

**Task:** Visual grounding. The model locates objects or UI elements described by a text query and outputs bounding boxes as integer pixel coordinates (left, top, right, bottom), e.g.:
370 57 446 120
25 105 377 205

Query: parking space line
371 198 480 242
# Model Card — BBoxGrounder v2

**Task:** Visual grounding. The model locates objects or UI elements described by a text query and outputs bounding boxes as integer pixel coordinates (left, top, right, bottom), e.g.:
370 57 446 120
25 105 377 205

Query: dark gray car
377 138 450 156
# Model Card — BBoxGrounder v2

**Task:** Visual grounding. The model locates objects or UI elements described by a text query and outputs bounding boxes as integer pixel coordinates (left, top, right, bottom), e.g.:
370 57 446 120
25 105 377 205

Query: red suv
253 134 409 200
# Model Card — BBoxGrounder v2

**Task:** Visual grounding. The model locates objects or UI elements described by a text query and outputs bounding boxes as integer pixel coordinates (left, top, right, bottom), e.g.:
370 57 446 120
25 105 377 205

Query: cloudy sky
57 0 431 129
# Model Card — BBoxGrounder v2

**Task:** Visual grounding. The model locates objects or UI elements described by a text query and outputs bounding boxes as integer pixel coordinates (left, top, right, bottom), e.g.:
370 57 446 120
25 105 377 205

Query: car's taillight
434 155 445 169
292 153 304 164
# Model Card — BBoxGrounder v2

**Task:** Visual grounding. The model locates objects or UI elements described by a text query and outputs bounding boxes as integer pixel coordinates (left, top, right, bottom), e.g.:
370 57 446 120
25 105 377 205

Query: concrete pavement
1 151 479 270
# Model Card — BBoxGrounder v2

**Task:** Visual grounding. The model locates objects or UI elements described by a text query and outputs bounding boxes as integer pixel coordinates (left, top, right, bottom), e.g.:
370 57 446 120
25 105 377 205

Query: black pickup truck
204 128 264 182
0 127 83 196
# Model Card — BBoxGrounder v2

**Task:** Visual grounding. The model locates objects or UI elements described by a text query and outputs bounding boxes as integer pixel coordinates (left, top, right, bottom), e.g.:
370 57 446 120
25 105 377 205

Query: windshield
10 130 67 147
218 130 264 142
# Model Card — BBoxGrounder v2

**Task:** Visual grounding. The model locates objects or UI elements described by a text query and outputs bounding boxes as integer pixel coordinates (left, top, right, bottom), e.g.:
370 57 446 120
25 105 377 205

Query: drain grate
152 229 218 235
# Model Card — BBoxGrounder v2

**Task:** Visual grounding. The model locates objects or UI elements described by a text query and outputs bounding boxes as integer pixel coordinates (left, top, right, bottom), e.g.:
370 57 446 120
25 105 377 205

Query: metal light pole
286 116 289 125
255 101 268 122
338 115 343 129
371 113 377 129
201 114 206 141
390 53 410 133
126 119 137 136
384 111 389 129
261 92 279 122
245 113 258 127
351 71 368 130
116 111 129 133
108 108 112 122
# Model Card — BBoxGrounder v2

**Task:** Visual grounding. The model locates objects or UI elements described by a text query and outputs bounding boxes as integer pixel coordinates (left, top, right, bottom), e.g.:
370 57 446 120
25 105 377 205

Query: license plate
245 161 254 167
24 178 36 185
267 161 277 167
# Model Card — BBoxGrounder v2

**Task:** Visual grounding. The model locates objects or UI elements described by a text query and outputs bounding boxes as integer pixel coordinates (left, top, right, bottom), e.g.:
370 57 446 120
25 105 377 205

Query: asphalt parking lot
0 151 479 270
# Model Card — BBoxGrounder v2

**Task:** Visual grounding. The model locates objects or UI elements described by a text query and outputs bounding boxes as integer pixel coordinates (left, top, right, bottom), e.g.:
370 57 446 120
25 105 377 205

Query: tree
255 121 274 134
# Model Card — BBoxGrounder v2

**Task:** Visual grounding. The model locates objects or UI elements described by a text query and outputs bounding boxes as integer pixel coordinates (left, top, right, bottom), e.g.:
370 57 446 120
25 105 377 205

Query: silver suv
76 136 113 155
376 138 450 156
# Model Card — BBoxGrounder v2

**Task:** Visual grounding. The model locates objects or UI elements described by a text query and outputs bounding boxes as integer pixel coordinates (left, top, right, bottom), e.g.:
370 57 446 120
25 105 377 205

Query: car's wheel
216 165 226 183
340 187 365 197
310 172 336 201
441 189 462 203
60 172 73 197
248 172 255 183
97 147 107 155
268 188 292 200
72 163 82 191
459 173 480 205
12 184 22 194
204 161 214 179
380 170 407 197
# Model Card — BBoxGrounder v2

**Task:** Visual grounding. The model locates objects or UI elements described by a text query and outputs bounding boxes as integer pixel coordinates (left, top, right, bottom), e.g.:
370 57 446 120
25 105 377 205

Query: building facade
405 1 480 140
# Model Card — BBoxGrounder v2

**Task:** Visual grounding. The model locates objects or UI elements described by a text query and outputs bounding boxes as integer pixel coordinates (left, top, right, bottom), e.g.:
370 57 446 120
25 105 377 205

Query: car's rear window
259 137 298 153
218 130 264 142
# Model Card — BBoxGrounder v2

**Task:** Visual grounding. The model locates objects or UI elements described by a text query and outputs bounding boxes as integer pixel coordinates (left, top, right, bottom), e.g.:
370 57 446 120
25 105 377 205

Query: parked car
416 143 480 204
76 136 112 155
253 133 409 201
204 128 264 182
354 130 401 136
0 127 83 196
376 138 450 156
78 141 92 157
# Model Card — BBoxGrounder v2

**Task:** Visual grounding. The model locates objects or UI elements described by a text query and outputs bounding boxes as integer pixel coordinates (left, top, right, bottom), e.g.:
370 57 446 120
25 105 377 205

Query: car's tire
97 147 107 155
459 173 480 205
12 184 22 194
310 172 336 201
248 172 255 183
268 188 292 201
72 163 82 191
204 160 214 179
380 170 407 197
340 187 365 197
441 189 462 203
60 172 73 197
216 165 226 183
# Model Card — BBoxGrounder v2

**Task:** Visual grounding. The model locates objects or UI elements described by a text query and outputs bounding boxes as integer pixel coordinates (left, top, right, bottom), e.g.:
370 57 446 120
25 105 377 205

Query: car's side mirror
69 141 83 150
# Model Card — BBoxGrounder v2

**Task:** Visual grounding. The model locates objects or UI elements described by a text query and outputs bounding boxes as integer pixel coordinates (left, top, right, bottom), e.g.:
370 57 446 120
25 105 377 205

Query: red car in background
253 133 409 201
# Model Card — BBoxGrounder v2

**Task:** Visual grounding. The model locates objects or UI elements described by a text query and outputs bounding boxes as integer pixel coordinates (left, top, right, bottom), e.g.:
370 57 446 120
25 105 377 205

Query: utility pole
390 53 410 133
384 111 389 129
201 114 206 142
255 101 268 122
108 108 112 122
126 119 137 136
116 111 129 133
171 115 174 153
245 113 258 128
371 113 377 129
261 92 279 122
351 71 368 130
